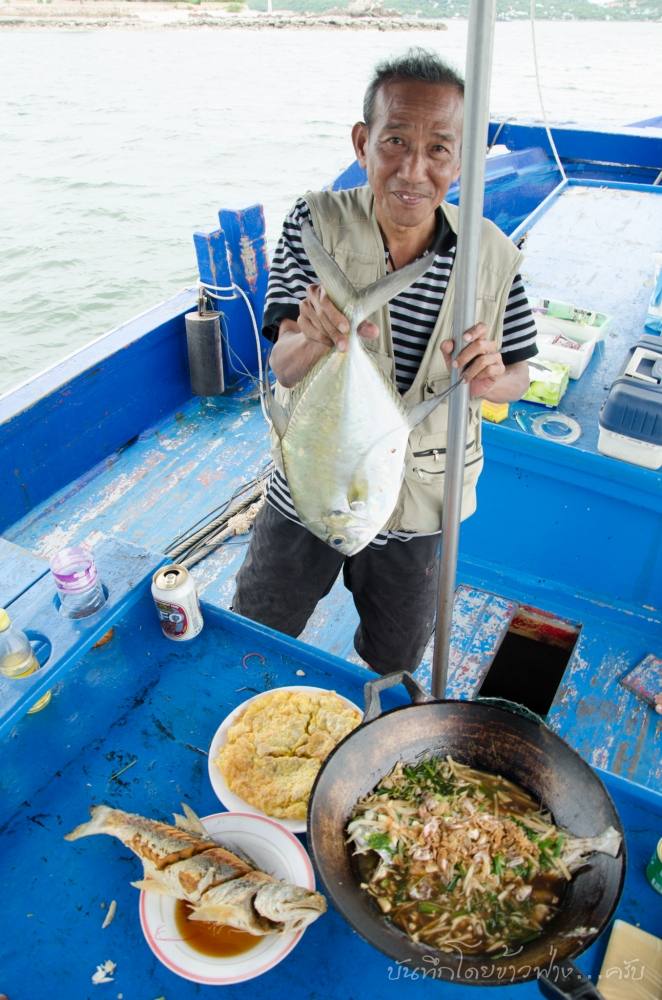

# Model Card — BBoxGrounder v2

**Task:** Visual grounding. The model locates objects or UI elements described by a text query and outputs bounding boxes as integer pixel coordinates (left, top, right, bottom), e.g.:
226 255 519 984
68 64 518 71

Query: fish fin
301 221 358 314
357 252 435 325
406 381 462 430
219 839 258 868
261 377 289 438
64 804 114 841
172 803 211 838
130 878 171 895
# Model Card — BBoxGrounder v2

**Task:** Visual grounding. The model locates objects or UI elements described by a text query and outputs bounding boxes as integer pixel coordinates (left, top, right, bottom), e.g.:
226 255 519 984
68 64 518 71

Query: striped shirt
263 197 538 547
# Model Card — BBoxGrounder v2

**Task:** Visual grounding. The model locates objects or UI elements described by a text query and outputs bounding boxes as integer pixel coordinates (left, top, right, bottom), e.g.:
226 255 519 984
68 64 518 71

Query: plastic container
0 608 51 713
598 336 662 470
50 544 107 618
522 359 570 408
644 253 662 334
530 297 610 380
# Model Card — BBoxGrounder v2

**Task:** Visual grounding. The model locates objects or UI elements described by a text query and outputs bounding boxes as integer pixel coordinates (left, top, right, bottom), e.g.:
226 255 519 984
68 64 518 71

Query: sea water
0 20 660 395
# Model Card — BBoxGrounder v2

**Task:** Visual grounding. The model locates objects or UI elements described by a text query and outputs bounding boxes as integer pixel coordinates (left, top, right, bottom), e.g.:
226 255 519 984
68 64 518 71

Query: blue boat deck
1 599 660 1000
510 183 662 454
3 177 661 791
1 123 662 997
3 385 660 790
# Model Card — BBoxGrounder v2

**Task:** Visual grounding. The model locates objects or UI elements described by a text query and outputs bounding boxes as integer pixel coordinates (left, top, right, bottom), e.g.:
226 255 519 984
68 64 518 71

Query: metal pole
431 0 497 699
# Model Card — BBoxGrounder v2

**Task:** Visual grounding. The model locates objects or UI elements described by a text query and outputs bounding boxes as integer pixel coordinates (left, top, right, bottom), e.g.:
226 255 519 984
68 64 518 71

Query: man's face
352 79 463 241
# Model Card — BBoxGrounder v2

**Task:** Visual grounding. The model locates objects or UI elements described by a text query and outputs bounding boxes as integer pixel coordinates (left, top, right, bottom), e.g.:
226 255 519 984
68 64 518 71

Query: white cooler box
598 336 662 470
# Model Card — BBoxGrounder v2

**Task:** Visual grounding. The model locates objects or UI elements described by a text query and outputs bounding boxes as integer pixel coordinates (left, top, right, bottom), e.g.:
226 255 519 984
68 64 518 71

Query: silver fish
267 222 452 556
65 804 326 935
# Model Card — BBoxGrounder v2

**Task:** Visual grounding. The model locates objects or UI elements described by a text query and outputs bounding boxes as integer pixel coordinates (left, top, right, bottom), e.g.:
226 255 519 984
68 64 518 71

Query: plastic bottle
0 608 51 713
50 544 107 618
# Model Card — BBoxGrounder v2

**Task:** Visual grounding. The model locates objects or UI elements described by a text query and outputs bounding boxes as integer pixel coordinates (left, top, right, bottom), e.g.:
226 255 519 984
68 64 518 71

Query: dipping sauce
174 900 260 957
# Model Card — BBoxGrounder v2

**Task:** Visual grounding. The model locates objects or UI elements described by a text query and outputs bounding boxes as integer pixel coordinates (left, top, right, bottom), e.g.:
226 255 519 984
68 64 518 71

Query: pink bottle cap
50 545 98 593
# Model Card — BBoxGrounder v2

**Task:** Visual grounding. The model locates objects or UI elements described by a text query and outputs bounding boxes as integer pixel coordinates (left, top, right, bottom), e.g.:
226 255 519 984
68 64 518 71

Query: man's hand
440 323 530 402
298 284 379 352
441 322 505 398
270 285 379 388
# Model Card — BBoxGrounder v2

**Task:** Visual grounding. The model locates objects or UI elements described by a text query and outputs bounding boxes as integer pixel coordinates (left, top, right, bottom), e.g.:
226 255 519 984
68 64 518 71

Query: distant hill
245 1 661 20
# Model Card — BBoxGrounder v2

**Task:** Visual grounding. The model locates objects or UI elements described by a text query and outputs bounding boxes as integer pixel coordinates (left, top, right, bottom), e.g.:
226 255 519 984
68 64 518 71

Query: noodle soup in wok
347 756 620 955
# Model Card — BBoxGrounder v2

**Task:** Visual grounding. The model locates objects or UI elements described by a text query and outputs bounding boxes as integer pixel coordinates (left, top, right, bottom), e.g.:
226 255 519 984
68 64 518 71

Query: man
233 48 537 674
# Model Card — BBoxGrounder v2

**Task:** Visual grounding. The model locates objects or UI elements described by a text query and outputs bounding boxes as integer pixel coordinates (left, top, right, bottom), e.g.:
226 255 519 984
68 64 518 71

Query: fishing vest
272 185 522 533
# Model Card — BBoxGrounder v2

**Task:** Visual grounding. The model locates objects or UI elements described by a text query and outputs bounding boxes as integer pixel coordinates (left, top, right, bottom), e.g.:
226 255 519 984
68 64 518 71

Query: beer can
151 564 203 641
645 837 662 895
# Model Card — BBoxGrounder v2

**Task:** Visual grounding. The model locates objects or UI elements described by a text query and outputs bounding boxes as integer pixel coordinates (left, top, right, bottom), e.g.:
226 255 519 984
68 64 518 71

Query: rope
165 465 272 559
486 116 514 156
529 1 568 182
181 494 266 568
199 280 271 425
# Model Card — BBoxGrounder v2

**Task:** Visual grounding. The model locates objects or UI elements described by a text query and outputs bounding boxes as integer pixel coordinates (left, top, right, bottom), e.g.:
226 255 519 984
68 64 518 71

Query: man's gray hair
362 47 464 126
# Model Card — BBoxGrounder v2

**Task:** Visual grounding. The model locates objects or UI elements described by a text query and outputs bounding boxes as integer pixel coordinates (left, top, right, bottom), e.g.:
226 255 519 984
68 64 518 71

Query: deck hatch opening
477 605 581 718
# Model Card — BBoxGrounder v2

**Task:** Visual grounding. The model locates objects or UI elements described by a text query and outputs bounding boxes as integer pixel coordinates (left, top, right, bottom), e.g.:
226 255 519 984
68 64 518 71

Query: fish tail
300 220 434 326
301 221 358 315
357 252 435 323
64 804 116 841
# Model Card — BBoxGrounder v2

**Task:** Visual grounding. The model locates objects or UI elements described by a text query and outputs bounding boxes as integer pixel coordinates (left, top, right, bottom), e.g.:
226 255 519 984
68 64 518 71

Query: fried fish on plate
65 803 326 935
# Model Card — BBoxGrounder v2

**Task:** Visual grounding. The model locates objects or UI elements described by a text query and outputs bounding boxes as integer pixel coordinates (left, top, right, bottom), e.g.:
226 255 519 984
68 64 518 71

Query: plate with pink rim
139 811 316 985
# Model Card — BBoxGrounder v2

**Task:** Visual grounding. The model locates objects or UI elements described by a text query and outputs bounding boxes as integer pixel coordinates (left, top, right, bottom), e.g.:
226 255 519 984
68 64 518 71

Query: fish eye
329 534 346 547
349 500 366 512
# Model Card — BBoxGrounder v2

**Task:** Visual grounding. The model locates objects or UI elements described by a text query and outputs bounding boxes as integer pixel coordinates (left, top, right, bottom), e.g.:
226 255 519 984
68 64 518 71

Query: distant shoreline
2 1 658 31
0 1 450 31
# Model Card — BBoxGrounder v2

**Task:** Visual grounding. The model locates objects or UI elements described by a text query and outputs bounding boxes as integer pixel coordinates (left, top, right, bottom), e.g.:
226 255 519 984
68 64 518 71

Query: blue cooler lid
599 336 662 445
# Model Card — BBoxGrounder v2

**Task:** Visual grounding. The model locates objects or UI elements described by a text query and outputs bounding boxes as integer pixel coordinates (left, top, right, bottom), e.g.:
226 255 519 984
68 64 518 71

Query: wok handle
537 962 606 1000
362 671 432 724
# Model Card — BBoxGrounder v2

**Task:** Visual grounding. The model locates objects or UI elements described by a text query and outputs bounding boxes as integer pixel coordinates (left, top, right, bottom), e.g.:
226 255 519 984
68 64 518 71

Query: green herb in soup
347 756 621 955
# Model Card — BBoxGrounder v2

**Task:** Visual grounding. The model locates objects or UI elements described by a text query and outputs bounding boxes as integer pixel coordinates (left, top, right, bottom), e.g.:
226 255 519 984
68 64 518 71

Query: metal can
151 564 203 641
646 837 662 895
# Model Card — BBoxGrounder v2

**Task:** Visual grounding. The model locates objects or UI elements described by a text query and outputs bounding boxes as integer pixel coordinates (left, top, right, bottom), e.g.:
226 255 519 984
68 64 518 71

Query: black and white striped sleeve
500 274 538 364
262 198 317 342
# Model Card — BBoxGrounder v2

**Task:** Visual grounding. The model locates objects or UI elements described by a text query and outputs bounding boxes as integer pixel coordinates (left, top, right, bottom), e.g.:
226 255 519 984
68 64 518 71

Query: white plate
207 685 363 834
139 811 315 985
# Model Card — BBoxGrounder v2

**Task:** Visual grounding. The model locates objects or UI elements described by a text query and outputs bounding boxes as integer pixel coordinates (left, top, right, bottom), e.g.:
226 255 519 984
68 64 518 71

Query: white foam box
530 298 610 380
597 426 662 470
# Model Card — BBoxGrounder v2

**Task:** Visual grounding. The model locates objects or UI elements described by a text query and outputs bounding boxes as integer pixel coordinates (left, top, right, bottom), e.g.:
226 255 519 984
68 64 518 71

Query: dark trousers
232 503 440 674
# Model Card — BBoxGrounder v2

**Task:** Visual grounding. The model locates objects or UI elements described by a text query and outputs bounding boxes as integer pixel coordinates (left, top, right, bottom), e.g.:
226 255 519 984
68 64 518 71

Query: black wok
308 673 625 998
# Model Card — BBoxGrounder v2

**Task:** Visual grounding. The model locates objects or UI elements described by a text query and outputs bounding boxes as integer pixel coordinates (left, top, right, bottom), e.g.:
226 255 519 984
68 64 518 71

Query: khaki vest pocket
395 452 484 532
